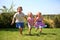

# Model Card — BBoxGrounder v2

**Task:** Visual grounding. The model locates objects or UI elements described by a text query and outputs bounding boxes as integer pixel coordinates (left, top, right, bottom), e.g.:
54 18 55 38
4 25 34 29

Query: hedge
0 13 60 28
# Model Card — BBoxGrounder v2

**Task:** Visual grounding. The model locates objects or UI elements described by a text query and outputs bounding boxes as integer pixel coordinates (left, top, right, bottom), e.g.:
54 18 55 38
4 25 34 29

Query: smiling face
37 12 41 17
17 7 23 13
28 12 33 17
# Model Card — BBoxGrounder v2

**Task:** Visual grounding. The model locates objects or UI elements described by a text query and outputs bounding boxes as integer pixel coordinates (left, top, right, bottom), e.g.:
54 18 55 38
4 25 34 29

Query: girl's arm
11 14 16 25
24 16 27 20
11 18 15 25
22 13 26 20
42 16 45 24
33 18 35 25
34 16 37 24
27 17 30 23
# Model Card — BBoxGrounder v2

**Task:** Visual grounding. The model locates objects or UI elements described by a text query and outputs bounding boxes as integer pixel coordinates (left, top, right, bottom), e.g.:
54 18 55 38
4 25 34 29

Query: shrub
0 13 60 28
0 13 15 28
54 16 60 28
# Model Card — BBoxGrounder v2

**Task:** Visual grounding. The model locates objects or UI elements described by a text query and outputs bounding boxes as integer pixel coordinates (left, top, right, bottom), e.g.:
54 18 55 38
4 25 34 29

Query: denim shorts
16 22 24 28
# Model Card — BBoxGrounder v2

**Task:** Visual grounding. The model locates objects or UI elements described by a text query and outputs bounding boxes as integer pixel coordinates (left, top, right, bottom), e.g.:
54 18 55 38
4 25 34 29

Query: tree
0 6 8 13
0 2 15 13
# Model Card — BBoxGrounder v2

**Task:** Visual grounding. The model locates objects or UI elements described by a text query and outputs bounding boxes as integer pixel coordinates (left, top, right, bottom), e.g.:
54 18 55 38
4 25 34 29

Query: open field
0 28 60 40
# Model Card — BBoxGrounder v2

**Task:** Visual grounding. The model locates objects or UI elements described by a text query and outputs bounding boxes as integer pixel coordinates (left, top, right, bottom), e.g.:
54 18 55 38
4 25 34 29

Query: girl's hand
11 18 15 25
33 22 35 26
11 22 14 25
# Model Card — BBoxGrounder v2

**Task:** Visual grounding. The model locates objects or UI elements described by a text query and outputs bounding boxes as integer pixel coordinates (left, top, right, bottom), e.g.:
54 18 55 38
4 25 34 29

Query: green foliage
0 13 15 28
43 15 60 28
0 13 60 28
0 12 27 28
54 16 60 28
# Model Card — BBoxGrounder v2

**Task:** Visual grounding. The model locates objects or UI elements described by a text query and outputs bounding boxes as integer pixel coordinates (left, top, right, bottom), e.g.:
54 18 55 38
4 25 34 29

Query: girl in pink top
27 12 34 35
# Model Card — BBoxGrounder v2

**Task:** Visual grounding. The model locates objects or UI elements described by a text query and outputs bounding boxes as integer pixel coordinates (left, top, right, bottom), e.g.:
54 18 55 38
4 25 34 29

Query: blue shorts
16 22 24 28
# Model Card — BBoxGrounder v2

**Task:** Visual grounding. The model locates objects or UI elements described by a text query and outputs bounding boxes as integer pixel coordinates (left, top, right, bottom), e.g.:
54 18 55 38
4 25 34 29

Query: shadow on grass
0 28 27 32
24 32 56 36
0 28 19 31
40 32 56 35
24 33 40 36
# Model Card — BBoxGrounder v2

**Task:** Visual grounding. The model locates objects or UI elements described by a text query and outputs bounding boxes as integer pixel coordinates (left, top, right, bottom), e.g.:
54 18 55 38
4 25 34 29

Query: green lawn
0 28 60 40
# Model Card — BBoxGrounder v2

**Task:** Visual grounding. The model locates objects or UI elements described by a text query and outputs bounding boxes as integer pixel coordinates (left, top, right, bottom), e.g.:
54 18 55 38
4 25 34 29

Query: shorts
35 25 43 28
35 25 47 28
34 22 47 28
16 22 24 28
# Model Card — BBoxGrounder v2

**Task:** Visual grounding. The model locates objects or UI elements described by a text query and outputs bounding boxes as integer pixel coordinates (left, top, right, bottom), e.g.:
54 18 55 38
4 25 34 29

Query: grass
0 28 60 40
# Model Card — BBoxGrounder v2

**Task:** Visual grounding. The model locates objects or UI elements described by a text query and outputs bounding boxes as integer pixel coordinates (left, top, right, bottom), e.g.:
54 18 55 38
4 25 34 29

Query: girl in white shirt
11 6 25 35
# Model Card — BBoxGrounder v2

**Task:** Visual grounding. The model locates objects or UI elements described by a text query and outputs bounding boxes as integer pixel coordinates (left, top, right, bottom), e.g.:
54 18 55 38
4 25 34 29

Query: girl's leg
19 22 24 35
28 23 32 35
39 28 42 33
16 22 24 35
39 26 42 33
35 27 38 32
29 27 32 34
19 27 23 35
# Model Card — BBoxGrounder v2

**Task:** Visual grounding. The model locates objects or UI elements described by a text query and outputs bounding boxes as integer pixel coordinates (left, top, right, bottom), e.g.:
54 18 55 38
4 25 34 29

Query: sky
0 0 60 15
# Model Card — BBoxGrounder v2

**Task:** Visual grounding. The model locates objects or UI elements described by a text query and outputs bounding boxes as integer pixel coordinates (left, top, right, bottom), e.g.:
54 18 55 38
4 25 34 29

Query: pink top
27 17 34 26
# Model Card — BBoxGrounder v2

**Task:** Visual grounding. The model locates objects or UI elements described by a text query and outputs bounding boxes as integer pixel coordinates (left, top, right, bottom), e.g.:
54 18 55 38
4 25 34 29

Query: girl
27 12 34 35
11 6 26 35
34 12 46 33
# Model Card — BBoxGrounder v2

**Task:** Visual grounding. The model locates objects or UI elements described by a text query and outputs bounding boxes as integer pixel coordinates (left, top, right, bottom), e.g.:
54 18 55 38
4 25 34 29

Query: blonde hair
37 12 41 15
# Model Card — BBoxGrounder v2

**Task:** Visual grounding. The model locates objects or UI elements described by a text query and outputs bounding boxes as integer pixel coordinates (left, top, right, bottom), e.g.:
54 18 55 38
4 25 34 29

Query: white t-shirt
13 12 25 23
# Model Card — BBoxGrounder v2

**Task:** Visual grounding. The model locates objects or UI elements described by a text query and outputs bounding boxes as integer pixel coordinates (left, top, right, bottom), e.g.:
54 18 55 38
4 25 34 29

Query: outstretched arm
24 16 27 20
42 16 45 24
11 13 17 25
34 16 37 24
11 18 15 25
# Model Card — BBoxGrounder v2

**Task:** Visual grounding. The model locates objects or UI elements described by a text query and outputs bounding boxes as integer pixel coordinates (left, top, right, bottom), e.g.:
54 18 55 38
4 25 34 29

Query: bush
44 18 55 28
54 16 60 28
44 15 60 28
0 12 27 28
0 13 15 28
0 13 60 28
